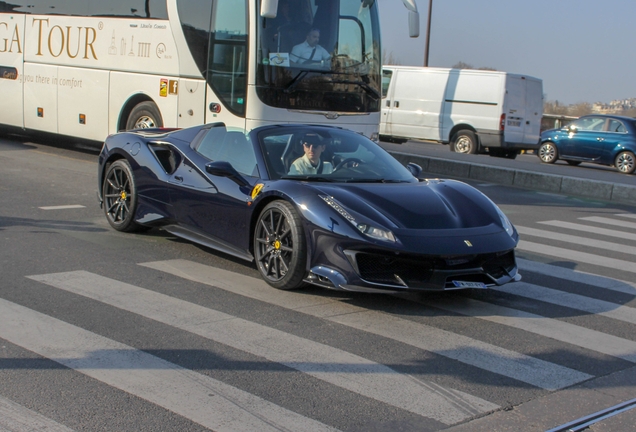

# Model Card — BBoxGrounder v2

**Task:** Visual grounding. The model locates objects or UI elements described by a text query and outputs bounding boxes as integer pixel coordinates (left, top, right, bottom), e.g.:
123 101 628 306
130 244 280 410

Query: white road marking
536 220 636 242
518 258 636 295
494 282 636 325
616 213 636 220
424 297 636 363
38 205 85 210
579 216 636 230
138 259 592 390
518 240 636 274
0 395 75 432
516 226 636 256
0 298 338 432
28 271 497 424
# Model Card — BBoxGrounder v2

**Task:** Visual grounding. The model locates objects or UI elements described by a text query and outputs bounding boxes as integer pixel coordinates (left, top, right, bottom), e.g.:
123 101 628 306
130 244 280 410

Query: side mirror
205 161 249 187
408 11 420 38
260 0 278 18
566 125 578 134
406 162 422 178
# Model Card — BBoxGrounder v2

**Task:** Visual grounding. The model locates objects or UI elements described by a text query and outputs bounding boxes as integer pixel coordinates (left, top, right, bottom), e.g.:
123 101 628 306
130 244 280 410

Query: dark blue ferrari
98 123 520 292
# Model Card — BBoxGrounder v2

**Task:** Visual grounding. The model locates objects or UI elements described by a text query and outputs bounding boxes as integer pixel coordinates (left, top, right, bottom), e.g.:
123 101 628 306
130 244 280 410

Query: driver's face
303 141 324 164
306 30 320 47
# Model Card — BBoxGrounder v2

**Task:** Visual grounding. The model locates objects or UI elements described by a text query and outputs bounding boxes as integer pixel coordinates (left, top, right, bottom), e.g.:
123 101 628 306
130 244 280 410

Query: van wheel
451 130 478 154
126 101 163 130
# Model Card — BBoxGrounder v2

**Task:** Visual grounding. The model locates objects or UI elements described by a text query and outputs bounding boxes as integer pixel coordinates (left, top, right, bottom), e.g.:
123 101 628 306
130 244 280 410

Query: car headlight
496 206 515 237
356 224 396 242
319 195 396 243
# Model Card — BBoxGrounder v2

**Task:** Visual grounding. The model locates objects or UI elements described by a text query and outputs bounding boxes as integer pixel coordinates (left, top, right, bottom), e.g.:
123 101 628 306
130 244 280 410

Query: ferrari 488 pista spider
98 123 520 292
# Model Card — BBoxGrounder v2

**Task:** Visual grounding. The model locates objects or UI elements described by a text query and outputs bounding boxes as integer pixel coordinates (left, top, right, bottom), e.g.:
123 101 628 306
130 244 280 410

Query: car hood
312 179 501 231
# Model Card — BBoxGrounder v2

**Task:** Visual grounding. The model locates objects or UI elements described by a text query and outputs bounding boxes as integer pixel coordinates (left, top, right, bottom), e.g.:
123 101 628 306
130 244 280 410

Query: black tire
102 159 144 232
125 101 163 130
566 160 581 166
254 201 307 290
451 130 478 154
615 151 636 174
538 142 558 164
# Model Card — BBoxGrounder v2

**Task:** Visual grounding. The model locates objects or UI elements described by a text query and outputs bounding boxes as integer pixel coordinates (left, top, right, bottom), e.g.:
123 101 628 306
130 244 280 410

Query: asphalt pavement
380 140 636 205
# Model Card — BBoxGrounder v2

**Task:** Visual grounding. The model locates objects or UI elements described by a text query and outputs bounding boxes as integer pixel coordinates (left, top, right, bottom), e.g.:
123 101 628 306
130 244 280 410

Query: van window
382 70 393 98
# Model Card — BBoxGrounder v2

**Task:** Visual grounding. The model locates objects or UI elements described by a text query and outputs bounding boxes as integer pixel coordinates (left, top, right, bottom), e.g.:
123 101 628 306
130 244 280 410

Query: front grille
353 249 516 288
355 253 434 286
356 253 434 286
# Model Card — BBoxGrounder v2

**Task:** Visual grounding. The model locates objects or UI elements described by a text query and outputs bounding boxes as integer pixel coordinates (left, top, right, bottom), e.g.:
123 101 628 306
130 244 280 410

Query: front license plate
452 281 487 289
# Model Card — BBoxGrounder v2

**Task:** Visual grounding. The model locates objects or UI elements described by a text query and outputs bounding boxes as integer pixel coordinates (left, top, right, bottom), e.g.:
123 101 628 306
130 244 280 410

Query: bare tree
383 50 400 65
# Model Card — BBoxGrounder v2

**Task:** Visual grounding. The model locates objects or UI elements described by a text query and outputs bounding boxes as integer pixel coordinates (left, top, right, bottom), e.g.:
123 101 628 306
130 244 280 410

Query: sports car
97 123 521 293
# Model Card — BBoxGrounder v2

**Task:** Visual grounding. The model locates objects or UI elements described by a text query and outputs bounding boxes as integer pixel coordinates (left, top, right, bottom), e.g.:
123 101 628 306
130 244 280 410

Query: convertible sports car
97 123 521 293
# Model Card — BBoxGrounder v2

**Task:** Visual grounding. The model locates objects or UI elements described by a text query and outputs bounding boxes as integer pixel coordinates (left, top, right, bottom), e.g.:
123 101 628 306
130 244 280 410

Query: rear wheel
126 101 163 130
102 159 144 232
615 151 635 174
538 142 558 164
254 201 307 290
451 130 478 154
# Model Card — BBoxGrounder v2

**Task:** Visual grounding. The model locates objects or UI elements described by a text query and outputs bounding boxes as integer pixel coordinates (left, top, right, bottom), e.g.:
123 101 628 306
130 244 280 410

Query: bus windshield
256 0 381 113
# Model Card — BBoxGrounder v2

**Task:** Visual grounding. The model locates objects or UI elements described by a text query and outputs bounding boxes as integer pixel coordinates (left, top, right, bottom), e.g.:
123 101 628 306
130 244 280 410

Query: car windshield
258 127 417 183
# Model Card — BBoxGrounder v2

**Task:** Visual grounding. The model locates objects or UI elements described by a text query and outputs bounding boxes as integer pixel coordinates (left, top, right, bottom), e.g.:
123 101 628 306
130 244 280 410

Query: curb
389 151 636 205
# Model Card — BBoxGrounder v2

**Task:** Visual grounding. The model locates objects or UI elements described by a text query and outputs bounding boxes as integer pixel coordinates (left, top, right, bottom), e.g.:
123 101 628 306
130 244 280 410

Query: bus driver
290 28 331 64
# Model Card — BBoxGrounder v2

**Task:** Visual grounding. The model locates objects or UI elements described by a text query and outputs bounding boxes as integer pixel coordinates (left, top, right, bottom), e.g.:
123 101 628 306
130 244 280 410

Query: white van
380 66 543 158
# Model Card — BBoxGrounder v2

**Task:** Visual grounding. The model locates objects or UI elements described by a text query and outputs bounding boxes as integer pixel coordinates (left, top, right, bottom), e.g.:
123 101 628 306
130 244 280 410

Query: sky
378 0 634 105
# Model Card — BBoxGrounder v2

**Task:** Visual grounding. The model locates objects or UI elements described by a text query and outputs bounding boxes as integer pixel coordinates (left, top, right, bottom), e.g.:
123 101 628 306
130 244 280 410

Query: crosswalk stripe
0 298 338 432
494 282 636 325
0 395 75 432
422 297 636 363
518 240 636 274
518 258 636 295
579 216 636 230
27 271 498 424
139 259 592 390
616 213 636 220
516 226 636 256
536 220 636 242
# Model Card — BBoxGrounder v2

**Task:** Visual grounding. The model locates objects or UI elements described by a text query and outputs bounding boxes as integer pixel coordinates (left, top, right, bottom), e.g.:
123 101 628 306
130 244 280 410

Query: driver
289 133 333 175
290 28 331 64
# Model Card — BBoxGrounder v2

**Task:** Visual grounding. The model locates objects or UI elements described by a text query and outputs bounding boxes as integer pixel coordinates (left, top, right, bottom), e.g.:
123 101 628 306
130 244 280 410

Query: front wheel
451 130 478 154
538 142 558 164
102 159 144 232
126 101 163 130
254 201 307 290
615 151 636 174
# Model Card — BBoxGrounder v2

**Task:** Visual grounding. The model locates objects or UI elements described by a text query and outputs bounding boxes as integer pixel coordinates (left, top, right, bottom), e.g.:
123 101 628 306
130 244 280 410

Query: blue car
538 114 636 174
98 123 520 292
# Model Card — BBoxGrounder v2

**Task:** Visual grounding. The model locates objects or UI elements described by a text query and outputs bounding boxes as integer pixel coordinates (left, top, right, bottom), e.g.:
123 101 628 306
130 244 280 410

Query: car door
170 128 258 255
599 119 629 164
560 116 607 159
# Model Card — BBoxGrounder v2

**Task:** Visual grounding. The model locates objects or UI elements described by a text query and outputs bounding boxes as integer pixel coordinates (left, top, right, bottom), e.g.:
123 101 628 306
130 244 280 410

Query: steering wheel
334 158 363 171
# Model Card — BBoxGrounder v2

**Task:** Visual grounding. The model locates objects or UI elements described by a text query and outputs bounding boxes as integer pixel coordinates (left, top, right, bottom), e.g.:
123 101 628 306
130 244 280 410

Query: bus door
204 0 248 129
0 13 25 128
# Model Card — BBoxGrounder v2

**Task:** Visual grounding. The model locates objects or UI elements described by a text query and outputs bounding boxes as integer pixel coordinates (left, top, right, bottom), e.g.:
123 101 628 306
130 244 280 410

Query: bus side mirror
408 11 420 37
261 0 279 18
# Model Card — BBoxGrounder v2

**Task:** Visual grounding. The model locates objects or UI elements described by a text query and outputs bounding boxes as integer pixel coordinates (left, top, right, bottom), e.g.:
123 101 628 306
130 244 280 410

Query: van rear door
502 75 527 146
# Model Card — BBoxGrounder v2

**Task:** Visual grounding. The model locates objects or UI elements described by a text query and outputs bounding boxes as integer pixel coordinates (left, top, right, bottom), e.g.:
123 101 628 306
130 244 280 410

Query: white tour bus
0 0 420 142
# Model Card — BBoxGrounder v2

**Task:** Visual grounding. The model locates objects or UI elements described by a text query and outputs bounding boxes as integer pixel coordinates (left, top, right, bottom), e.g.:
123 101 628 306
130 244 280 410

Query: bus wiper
330 79 381 99
283 71 308 93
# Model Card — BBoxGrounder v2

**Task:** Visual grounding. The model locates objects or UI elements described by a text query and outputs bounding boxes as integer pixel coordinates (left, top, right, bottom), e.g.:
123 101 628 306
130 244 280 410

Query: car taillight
500 113 506 131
